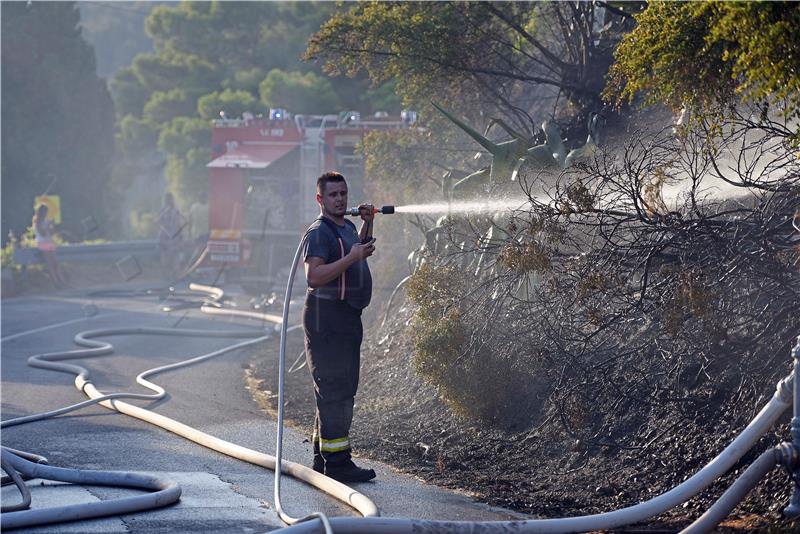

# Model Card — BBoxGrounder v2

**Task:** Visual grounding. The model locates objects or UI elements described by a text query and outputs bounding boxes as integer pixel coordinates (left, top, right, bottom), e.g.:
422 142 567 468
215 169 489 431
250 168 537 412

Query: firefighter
302 171 377 482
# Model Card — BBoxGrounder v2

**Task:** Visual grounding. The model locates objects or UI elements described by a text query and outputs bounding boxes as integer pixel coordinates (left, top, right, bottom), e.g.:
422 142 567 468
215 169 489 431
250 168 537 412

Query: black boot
312 441 324 473
324 460 376 482
312 455 324 473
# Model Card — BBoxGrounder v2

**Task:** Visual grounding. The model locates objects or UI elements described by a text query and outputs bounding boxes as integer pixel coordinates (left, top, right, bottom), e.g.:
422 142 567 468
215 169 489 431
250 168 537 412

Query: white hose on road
187 282 224 302
272 236 339 534
3 327 265 429
200 304 284 325
0 448 181 530
2 301 379 529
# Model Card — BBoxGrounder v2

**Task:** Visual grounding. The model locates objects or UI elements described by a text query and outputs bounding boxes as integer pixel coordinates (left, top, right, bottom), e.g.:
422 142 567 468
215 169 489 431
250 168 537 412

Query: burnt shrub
407 263 539 423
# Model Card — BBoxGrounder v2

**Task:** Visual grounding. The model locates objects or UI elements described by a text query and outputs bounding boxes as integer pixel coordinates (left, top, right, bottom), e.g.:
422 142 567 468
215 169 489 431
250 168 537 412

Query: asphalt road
1 285 520 533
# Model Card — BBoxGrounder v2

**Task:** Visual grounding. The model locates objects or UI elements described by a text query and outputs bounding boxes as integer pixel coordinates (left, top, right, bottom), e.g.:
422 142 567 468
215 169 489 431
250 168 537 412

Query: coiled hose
0 448 181 530
1 285 377 531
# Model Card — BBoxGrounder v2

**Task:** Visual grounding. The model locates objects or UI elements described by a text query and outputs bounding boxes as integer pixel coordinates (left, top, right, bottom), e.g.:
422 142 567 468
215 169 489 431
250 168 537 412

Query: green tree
606 1 800 129
1 1 115 240
306 1 629 130
158 117 211 206
131 52 222 97
143 88 196 124
111 66 150 118
259 69 339 114
118 115 159 154
198 89 259 120
222 67 266 94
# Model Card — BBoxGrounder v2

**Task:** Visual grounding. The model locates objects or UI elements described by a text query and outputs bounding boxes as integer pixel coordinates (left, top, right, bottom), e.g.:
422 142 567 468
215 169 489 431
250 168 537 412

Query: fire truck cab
205 109 414 287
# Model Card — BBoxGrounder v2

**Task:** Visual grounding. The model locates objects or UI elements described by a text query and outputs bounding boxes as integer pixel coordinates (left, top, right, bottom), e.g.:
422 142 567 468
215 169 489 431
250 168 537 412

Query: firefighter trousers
303 294 363 467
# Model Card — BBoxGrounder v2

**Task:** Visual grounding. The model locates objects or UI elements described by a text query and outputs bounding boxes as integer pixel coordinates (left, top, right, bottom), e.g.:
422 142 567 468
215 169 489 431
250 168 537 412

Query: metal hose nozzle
346 205 395 216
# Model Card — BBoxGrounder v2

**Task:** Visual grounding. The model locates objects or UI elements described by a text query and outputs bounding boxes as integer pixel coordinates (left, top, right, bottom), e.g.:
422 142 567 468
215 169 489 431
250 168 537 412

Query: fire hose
0 283 380 531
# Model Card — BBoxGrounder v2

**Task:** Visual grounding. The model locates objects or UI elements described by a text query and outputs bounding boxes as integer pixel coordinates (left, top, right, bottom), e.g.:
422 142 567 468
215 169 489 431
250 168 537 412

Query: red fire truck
205 109 415 286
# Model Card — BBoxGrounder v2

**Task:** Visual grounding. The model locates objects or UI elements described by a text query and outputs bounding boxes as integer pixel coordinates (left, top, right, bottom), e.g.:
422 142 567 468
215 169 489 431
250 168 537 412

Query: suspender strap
316 216 356 301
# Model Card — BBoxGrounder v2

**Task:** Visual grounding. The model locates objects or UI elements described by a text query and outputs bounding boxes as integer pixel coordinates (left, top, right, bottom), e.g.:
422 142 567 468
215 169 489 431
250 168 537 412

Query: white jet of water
395 197 535 215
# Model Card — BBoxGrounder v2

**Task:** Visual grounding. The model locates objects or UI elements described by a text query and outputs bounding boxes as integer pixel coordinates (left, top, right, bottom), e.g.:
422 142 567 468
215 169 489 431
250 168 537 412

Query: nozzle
346 205 395 216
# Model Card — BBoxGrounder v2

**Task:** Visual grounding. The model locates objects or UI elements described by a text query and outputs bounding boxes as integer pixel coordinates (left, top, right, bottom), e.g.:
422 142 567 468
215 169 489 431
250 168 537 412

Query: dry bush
403 110 799 440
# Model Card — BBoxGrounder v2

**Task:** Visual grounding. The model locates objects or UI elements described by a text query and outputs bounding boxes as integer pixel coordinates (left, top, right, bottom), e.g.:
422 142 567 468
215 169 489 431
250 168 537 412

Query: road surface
1 284 519 533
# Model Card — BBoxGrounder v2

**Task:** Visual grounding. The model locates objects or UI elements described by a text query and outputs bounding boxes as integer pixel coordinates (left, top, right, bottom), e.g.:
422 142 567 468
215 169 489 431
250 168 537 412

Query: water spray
394 198 533 215
343 198 536 218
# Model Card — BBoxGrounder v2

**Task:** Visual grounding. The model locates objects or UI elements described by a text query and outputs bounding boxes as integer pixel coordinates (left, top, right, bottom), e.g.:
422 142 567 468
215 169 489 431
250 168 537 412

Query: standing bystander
32 204 66 287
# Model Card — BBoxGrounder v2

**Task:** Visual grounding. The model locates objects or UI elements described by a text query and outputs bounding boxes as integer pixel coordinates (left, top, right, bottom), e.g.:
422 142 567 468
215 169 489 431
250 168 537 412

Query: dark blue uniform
302 216 372 470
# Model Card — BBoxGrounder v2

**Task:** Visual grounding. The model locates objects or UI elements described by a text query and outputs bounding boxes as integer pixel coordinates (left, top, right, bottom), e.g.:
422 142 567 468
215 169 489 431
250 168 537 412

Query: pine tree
2 1 115 241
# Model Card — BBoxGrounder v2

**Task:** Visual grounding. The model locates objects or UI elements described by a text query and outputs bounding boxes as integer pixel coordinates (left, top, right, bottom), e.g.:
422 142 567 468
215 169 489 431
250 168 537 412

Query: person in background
32 203 66 287
188 192 209 243
158 192 186 278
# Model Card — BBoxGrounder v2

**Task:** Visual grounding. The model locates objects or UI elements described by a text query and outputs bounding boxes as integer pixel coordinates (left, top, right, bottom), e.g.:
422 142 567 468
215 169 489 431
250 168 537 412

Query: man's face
317 180 348 218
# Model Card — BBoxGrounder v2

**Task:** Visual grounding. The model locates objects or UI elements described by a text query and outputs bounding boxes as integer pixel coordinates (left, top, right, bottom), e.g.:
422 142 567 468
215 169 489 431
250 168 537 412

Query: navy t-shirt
302 216 372 310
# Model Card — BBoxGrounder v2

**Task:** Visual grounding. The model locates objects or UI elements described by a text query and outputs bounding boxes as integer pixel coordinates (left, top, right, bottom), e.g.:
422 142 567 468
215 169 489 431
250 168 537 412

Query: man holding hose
302 171 377 482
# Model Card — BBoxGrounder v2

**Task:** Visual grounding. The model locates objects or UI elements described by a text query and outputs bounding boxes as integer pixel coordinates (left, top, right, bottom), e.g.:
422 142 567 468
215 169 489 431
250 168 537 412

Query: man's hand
358 203 375 222
348 238 376 261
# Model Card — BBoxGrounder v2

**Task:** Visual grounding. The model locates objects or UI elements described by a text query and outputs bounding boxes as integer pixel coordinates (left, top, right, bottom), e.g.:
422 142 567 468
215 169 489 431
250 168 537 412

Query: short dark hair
317 171 346 195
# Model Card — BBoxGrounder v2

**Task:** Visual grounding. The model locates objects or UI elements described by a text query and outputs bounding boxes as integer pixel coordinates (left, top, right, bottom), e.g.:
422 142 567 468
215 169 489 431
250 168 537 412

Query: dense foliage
307 1 631 134
1 2 115 241
607 1 800 134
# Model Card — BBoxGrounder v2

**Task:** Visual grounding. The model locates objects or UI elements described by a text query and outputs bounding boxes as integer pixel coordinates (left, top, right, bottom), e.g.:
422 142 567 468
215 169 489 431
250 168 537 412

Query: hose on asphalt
1 454 32 513
0 447 47 486
1 286 376 531
0 448 47 488
1 448 48 464
0 448 181 530
271 235 336 533
2 326 267 429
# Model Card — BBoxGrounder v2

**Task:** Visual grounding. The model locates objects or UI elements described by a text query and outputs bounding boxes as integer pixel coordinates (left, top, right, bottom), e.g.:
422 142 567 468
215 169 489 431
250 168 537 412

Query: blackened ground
246 303 799 533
